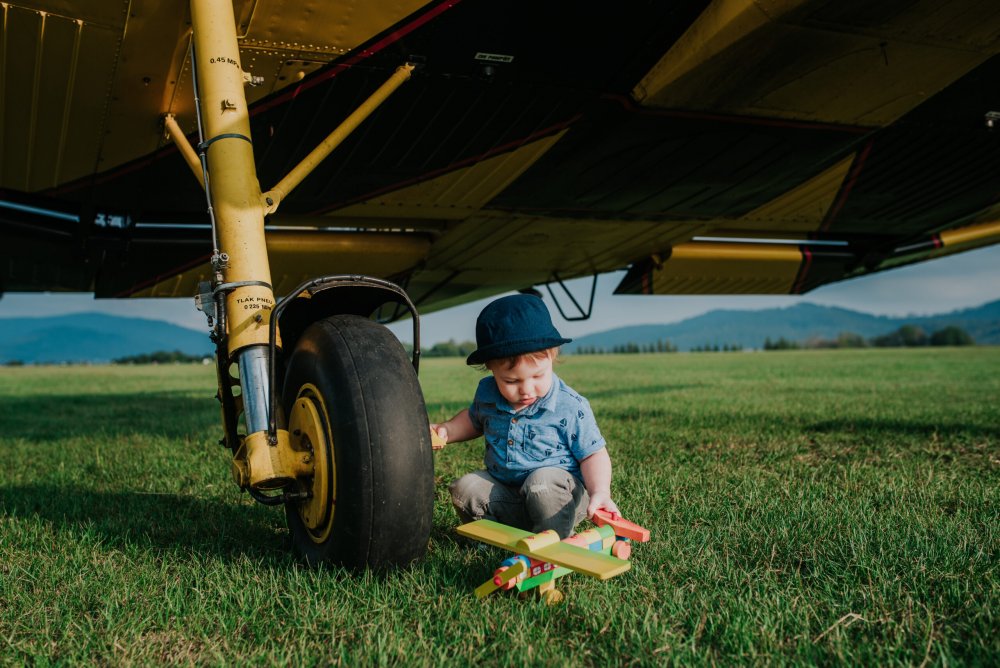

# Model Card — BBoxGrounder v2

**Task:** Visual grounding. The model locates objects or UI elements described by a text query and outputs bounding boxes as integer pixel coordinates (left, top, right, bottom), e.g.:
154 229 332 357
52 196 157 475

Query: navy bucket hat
466 294 571 365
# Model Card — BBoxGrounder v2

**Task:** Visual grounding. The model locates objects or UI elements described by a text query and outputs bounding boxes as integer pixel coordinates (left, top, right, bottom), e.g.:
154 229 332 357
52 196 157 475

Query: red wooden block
592 509 651 542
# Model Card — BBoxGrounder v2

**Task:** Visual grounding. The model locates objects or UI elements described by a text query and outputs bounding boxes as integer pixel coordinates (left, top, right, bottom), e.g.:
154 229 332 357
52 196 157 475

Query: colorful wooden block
592 509 651 542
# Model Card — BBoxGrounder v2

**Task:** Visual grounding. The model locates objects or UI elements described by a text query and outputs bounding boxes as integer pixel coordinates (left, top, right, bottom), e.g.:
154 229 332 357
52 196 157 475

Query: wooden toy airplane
456 509 651 603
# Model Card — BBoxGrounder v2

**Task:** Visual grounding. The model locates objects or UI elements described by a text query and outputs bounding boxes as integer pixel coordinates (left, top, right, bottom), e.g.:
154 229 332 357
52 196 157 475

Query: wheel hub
287 384 335 541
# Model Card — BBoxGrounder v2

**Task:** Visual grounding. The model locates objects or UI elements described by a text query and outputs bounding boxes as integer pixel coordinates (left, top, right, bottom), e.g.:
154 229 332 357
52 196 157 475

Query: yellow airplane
2 1 1000 569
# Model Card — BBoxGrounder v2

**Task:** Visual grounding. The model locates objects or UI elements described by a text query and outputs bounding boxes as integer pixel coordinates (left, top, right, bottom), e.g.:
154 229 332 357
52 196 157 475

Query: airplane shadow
0 391 218 442
0 483 293 564
806 417 1000 441
1 483 491 589
577 383 700 401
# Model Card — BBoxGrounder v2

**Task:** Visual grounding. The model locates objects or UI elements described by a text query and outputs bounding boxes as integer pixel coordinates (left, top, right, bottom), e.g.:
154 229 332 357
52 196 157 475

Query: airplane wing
456 520 630 580
3 0 1000 311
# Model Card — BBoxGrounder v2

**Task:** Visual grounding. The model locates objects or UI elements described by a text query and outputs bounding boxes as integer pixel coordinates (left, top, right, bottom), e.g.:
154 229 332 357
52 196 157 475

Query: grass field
1 348 997 665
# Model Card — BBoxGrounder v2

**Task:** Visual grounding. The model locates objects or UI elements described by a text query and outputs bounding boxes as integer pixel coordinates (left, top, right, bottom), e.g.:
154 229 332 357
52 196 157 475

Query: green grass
1 349 997 665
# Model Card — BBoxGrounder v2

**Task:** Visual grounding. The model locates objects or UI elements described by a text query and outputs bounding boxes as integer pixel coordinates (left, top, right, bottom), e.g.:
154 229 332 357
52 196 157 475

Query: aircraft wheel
282 314 434 569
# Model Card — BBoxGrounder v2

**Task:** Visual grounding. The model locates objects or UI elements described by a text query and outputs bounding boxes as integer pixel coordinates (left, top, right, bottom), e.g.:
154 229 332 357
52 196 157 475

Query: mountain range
1 299 998 363
0 313 213 364
564 299 1000 352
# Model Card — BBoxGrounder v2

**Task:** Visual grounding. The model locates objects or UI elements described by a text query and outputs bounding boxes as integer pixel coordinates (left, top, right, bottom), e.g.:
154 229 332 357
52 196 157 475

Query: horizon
1 244 999 346
3 292 996 330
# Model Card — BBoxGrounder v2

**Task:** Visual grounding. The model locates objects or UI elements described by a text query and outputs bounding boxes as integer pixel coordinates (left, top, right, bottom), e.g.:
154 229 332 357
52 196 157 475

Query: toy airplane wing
528 542 630 580
457 520 630 580
456 519 535 550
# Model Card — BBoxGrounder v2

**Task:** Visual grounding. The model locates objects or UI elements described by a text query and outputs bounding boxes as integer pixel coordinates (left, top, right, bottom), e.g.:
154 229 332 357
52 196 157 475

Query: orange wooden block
592 509 651 542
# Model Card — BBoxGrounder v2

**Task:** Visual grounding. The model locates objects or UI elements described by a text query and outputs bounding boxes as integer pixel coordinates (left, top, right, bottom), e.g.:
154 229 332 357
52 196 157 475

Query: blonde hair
483 347 560 372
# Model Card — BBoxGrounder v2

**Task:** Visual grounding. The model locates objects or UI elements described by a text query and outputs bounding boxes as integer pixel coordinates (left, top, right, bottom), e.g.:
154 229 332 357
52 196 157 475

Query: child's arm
430 408 481 447
580 448 621 519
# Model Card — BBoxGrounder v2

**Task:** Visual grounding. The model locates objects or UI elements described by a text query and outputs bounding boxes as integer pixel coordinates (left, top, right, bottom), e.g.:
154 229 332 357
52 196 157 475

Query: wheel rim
288 383 335 544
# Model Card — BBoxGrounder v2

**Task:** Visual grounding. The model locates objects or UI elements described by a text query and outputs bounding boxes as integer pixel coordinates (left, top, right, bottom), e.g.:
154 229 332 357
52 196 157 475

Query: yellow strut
163 114 205 189
190 0 274 354
939 219 1000 248
262 63 415 215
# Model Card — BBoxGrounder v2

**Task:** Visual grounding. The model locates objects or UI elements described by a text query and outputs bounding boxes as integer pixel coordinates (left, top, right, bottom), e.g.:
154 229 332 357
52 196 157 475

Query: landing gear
187 0 428 569
281 315 434 569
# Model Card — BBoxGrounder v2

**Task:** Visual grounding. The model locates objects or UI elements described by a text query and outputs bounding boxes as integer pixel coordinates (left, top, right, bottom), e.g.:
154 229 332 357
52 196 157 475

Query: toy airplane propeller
457 510 651 603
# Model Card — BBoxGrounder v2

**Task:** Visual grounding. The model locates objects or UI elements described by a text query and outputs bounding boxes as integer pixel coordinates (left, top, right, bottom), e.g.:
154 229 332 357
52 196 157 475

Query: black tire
282 314 434 569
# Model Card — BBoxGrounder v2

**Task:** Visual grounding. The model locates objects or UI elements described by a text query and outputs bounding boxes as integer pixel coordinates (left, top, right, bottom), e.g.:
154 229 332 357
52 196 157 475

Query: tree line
407 325 976 357
574 340 680 355
764 324 974 350
113 350 212 364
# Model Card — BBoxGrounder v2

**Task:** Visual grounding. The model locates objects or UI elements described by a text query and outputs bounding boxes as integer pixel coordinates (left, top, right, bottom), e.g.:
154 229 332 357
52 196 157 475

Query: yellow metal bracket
231 429 314 490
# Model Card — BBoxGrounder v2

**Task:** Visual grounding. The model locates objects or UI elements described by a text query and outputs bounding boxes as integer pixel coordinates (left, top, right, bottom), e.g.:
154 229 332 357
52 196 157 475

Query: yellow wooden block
515 529 560 554
474 560 527 599
531 542 630 580
457 520 534 550
430 431 446 450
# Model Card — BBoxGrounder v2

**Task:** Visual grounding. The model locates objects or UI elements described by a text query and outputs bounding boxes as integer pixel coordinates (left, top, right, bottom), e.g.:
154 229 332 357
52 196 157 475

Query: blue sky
1 244 998 345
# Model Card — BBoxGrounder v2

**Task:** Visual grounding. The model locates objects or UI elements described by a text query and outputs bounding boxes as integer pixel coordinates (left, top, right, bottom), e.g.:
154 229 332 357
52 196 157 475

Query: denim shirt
468 373 606 486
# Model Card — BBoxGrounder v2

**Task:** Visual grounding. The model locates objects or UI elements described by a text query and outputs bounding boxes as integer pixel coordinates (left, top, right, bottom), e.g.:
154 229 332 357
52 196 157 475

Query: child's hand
429 423 447 450
587 492 621 520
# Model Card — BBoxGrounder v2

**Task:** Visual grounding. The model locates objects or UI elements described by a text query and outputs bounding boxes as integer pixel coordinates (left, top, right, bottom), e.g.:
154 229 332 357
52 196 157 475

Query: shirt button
507 439 513 445
511 418 518 424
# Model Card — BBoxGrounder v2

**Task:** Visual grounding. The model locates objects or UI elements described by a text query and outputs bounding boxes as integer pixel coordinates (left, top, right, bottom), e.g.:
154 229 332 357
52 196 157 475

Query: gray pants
449 467 589 539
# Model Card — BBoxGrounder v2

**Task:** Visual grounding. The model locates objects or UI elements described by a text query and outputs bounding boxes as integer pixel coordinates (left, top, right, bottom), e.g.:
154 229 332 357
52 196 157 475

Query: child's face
488 354 554 412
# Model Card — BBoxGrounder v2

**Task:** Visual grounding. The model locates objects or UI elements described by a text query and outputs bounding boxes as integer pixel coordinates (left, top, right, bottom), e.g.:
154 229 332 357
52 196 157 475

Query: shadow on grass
2 484 480 589
593 408 1000 442
572 383 699 401
0 484 291 563
0 392 218 442
807 418 1000 440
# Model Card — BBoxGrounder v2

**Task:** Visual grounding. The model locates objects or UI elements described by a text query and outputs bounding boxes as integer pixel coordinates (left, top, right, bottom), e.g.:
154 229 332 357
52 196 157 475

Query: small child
431 293 620 539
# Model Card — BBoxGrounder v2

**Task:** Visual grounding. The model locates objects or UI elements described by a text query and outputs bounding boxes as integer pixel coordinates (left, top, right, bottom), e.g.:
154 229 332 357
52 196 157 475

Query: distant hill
565 300 1000 352
0 313 213 364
